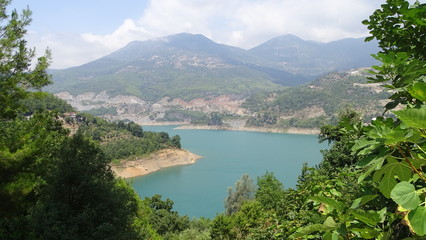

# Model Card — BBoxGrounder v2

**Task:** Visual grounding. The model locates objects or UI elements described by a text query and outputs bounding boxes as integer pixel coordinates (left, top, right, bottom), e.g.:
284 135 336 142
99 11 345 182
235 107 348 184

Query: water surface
131 126 326 218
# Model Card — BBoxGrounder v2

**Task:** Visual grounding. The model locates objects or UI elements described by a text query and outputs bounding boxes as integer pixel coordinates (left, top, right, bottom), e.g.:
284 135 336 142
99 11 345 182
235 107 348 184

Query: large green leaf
350 209 381 227
294 223 332 236
350 227 381 239
408 206 426 236
393 107 426 129
323 216 337 228
390 181 421 210
350 195 378 209
358 158 385 184
372 158 412 198
408 82 426 101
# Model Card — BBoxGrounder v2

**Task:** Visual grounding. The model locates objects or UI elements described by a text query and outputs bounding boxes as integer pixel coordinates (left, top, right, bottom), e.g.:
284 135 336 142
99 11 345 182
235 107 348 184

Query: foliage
49 61 283 103
144 195 190 237
0 2 180 239
0 0 51 119
83 106 117 116
224 174 256 216
0 112 68 218
29 134 142 240
19 92 74 114
159 109 224 126
255 172 285 211
287 1 426 238
74 114 181 161
318 109 364 171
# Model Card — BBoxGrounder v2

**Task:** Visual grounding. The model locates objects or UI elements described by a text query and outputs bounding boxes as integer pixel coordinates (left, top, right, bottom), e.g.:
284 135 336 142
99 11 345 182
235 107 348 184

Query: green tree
318 109 364 171
0 112 68 239
0 0 51 119
224 174 256 215
172 135 182 149
29 134 141 240
255 172 285 211
144 194 190 236
296 1 426 238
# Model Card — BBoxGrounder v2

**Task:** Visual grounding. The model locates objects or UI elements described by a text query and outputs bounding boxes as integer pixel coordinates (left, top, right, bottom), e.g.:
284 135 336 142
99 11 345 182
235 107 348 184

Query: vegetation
49 62 283 102
224 174 256 215
208 1 426 239
159 109 224 126
1 0 425 239
68 113 181 161
0 0 51 119
243 71 390 129
84 106 118 116
0 2 184 239
20 92 74 114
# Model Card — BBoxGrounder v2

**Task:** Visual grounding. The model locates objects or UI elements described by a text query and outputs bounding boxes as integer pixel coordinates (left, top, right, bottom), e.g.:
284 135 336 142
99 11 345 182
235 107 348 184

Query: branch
397 145 426 182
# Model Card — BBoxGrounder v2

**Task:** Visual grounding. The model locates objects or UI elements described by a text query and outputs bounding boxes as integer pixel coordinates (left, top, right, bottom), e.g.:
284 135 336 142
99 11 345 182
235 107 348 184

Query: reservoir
131 126 327 218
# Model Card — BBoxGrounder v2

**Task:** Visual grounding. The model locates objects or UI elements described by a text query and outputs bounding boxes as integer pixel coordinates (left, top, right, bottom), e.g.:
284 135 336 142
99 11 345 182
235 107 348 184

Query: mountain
249 34 379 76
48 33 295 102
48 33 377 102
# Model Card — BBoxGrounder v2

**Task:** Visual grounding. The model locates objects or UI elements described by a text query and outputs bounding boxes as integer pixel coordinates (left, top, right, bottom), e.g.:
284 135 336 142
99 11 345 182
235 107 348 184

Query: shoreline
111 148 203 178
174 124 320 135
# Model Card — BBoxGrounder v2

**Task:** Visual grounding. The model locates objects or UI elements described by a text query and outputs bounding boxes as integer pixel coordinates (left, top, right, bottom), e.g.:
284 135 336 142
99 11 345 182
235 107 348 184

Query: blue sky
8 0 389 69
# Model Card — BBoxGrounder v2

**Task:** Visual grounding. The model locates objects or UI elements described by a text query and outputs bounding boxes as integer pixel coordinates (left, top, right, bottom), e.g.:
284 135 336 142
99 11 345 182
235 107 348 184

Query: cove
130 126 327 218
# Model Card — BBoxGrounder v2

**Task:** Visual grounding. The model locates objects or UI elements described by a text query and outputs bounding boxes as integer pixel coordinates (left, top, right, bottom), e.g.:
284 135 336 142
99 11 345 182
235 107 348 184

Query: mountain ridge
48 32 378 103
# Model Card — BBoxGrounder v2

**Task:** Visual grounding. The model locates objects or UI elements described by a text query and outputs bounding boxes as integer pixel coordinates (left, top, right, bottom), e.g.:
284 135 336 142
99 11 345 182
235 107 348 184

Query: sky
8 0 389 69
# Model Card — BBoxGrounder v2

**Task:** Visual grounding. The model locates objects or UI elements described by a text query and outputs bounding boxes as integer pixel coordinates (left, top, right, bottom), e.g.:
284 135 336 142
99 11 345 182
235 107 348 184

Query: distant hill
47 33 377 102
242 69 390 128
249 34 379 76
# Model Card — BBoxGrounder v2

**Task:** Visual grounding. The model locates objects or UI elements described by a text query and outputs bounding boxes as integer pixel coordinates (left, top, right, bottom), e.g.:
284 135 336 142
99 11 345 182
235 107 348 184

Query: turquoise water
131 126 327 218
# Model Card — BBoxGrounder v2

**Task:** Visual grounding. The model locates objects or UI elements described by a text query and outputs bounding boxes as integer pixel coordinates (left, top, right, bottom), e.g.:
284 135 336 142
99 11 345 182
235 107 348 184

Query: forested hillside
71 112 181 162
242 70 390 128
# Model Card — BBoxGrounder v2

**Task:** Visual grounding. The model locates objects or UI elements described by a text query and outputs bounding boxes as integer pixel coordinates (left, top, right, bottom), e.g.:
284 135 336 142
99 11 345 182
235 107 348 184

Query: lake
131 126 327 218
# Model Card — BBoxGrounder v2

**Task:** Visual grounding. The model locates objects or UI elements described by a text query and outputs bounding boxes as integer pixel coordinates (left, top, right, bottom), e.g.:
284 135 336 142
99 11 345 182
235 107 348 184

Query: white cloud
28 0 385 69
81 19 153 50
82 0 382 48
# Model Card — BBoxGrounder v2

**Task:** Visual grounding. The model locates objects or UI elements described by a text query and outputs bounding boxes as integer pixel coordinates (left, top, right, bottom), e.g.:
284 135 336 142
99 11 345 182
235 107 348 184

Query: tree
299 1 426 238
255 172 285 211
29 134 141 240
0 0 51 119
318 109 364 171
144 194 190 236
172 135 182 149
0 112 68 239
224 174 256 215
363 0 426 111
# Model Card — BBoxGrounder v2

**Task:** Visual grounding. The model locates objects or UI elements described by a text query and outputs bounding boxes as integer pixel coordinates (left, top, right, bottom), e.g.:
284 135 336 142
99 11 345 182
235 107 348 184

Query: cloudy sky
9 0 386 69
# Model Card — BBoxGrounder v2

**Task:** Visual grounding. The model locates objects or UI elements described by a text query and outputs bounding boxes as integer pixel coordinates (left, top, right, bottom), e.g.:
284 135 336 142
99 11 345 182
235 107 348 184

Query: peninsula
111 148 202 178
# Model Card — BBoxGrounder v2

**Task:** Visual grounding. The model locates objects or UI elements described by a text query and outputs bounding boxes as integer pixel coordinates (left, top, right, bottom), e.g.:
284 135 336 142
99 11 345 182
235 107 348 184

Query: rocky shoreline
173 124 320 135
111 149 202 178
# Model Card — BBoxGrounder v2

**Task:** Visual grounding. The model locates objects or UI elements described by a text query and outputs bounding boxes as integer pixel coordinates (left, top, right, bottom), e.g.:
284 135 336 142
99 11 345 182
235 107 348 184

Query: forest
1 0 425 239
